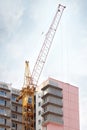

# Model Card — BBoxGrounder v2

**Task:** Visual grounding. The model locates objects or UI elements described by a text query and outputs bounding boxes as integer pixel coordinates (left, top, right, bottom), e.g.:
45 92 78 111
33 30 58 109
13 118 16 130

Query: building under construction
0 82 22 130
0 79 79 130
0 3 80 130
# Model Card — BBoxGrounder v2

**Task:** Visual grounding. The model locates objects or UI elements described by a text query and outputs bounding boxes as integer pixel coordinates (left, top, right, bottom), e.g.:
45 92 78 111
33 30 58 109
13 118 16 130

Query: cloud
0 0 25 43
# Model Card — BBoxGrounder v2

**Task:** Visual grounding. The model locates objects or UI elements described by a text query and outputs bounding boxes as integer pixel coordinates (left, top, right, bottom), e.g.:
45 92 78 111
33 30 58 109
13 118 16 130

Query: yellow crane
17 4 65 130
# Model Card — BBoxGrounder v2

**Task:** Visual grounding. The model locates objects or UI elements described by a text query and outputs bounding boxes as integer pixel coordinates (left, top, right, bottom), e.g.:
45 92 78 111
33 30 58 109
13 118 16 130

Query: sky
0 0 87 129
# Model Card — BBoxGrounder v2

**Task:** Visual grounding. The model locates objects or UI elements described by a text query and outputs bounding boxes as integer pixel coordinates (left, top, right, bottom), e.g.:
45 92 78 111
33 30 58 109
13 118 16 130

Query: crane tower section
32 4 65 86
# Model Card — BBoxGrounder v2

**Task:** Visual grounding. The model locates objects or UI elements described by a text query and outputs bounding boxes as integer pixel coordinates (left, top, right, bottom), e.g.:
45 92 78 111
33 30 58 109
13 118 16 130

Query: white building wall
36 89 42 130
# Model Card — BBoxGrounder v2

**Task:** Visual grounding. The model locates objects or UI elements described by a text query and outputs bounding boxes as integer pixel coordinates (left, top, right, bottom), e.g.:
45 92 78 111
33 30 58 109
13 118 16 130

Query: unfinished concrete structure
39 78 80 130
0 82 22 130
0 78 80 130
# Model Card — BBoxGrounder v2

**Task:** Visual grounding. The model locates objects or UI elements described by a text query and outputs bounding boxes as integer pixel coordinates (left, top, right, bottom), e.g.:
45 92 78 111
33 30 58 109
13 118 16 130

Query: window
43 97 47 103
12 105 17 111
5 101 6 106
0 118 5 124
5 119 6 124
34 95 36 101
0 99 5 106
12 114 17 119
12 122 17 129
44 115 47 121
0 118 6 125
12 95 16 101
43 106 47 112
38 119 41 124
38 102 41 106
38 111 41 115
0 91 6 96
0 108 5 114
28 97 32 104
0 128 6 130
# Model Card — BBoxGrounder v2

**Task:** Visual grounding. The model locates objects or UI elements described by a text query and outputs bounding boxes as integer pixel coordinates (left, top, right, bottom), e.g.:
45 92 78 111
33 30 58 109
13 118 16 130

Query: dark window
12 95 17 101
44 115 47 121
38 119 41 124
44 106 47 112
38 102 41 106
16 106 17 111
12 122 17 129
38 111 41 115
5 101 6 106
5 119 7 125
12 114 17 119
43 97 47 103
28 97 32 104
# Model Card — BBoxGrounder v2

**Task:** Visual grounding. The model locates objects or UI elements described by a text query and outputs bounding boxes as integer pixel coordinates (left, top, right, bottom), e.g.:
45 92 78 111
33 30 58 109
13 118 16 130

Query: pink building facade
41 78 80 130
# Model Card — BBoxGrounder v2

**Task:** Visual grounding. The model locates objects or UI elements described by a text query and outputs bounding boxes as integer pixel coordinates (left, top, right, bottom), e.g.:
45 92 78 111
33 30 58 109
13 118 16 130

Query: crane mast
17 4 65 130
16 61 35 130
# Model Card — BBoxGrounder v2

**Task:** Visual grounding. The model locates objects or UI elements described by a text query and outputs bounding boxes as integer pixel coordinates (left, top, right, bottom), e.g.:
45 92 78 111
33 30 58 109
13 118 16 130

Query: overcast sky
0 0 87 129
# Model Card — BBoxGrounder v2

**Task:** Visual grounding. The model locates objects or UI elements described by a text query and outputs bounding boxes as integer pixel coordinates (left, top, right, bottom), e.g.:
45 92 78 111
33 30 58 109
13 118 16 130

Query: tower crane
16 4 65 130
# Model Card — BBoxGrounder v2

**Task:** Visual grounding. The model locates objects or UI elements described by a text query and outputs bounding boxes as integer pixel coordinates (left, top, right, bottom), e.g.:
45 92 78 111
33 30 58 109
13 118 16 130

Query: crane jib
32 4 66 86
